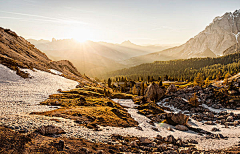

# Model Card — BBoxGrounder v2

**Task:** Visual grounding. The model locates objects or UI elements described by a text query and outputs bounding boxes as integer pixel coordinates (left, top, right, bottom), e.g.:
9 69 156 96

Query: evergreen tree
108 78 112 87
164 75 168 81
132 85 138 95
140 82 145 96
194 73 203 86
159 80 163 87
147 76 150 83
205 77 211 87
150 76 154 82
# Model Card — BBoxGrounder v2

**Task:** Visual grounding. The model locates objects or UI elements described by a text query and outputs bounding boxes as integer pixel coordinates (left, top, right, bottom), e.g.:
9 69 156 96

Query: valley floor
0 64 240 153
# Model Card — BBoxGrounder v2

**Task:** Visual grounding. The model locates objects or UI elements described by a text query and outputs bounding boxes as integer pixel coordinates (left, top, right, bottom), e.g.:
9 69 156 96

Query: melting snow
0 64 77 105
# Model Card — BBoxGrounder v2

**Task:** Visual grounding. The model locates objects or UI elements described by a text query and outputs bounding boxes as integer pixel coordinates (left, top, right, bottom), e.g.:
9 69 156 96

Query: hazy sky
0 0 240 45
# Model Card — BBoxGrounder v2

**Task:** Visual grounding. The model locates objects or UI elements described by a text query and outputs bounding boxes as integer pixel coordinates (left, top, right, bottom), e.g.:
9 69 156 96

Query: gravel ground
0 64 239 150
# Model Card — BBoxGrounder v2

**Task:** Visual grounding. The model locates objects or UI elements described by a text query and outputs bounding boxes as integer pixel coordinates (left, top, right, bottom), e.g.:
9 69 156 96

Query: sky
0 0 240 45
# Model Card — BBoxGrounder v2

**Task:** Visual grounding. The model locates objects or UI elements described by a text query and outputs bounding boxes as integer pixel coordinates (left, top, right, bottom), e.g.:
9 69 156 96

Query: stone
55 140 64 151
188 139 198 144
145 83 165 101
165 135 176 144
130 141 138 147
233 120 239 126
156 135 163 140
97 150 104 154
167 126 173 131
226 116 234 122
193 86 201 91
166 84 177 94
106 101 114 107
152 127 159 131
176 139 183 146
139 137 152 144
81 147 89 153
169 112 189 125
217 134 224 139
211 127 220 132
207 112 214 118
175 125 189 131
204 121 215 125
179 148 191 154
19 128 28 133
36 125 66 136
136 126 143 131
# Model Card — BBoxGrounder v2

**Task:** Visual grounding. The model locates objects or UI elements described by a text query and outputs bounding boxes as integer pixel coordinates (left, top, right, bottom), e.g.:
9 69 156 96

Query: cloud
0 10 89 25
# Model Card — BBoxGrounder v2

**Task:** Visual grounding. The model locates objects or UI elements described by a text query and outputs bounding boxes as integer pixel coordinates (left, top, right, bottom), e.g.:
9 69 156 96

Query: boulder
193 86 201 91
155 135 163 140
165 135 176 144
139 137 152 144
168 112 189 125
167 126 173 131
176 139 183 146
211 127 220 132
175 125 189 131
145 83 165 101
226 116 234 122
233 120 239 126
204 121 215 125
54 140 64 151
187 139 198 144
130 141 138 147
166 84 177 94
36 125 66 136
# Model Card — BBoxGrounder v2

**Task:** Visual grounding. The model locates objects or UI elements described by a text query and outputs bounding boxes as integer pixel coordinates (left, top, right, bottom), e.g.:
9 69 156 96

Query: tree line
103 52 240 82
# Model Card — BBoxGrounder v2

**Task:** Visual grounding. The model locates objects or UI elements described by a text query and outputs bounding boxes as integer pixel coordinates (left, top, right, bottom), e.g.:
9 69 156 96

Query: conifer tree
140 82 145 96
194 73 203 86
108 78 112 87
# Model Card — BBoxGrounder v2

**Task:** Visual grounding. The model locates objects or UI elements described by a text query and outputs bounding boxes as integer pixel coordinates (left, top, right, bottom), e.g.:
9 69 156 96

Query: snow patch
49 69 63 75
233 32 240 43
0 64 77 104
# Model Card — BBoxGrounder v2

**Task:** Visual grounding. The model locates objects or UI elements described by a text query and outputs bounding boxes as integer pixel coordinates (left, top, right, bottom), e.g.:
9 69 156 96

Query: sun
70 28 93 43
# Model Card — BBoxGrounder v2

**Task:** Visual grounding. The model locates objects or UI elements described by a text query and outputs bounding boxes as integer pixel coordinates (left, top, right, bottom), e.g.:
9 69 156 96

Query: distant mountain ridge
28 39 172 77
0 27 82 80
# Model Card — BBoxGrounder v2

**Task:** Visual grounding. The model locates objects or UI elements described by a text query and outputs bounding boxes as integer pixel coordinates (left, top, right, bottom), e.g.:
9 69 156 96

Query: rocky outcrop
223 43 240 55
0 27 82 80
144 83 165 101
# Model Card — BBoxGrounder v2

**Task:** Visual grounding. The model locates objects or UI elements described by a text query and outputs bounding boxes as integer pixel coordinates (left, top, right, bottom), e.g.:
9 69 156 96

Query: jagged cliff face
0 27 82 80
125 10 240 67
178 9 240 57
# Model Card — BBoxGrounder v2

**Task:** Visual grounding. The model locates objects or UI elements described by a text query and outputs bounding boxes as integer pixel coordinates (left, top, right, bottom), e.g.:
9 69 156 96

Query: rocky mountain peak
208 9 240 35
121 40 135 46
174 9 240 57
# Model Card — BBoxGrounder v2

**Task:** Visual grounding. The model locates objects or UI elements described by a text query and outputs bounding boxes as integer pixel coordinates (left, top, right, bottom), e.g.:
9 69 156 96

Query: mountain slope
0 27 82 80
223 43 240 55
125 9 240 66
